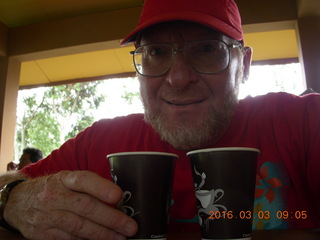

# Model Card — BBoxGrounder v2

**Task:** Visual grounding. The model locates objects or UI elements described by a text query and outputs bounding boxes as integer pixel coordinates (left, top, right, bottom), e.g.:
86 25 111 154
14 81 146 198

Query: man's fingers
4 171 138 239
59 171 122 204
25 228 81 240
52 192 137 236
53 171 138 237
49 210 128 240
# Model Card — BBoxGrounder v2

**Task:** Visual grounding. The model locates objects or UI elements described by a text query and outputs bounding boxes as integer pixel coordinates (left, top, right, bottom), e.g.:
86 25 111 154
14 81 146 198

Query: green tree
121 85 140 104
15 81 104 158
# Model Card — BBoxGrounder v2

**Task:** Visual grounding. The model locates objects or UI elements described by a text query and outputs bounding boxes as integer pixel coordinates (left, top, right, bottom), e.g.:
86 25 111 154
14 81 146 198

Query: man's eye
149 47 166 56
201 44 216 53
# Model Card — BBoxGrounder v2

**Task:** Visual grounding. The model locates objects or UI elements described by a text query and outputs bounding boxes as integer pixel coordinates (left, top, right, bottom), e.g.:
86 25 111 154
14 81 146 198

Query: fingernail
124 222 137 235
114 233 126 240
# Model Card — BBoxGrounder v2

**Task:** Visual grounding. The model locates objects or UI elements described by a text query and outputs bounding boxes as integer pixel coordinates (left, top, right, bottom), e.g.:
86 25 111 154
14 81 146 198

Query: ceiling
0 0 142 28
0 0 315 88
18 29 298 87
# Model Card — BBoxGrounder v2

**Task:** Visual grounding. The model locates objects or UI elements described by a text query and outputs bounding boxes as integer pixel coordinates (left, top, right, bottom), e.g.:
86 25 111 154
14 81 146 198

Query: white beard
142 88 238 151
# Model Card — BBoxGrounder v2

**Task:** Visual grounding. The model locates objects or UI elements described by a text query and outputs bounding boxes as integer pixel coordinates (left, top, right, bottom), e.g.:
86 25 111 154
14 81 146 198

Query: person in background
7 148 43 171
0 0 319 239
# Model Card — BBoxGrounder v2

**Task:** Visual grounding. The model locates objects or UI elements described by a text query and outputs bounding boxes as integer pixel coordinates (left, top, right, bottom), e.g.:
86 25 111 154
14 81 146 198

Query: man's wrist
0 179 27 232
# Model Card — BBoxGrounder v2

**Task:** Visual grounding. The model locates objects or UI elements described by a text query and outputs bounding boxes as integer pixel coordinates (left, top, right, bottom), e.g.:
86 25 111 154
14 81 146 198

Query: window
238 63 305 99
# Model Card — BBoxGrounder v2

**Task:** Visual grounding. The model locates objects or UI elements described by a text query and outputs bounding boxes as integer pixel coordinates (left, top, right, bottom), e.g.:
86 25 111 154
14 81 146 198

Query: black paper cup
187 147 260 240
107 152 178 240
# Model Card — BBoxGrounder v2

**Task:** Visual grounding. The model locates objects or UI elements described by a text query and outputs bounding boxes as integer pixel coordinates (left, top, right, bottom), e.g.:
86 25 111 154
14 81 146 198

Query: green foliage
121 85 140 104
65 115 95 140
15 81 104 158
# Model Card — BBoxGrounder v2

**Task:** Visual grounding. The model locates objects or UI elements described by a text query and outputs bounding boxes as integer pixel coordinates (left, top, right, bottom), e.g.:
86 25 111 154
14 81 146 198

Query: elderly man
0 0 319 239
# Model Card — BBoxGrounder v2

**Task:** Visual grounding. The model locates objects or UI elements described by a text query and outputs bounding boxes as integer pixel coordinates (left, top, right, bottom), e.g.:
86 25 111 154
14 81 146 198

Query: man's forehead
138 21 228 44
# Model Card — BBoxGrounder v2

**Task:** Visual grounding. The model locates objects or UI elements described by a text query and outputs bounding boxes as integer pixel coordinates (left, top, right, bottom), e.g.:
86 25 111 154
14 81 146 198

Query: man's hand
4 171 138 240
6 162 18 171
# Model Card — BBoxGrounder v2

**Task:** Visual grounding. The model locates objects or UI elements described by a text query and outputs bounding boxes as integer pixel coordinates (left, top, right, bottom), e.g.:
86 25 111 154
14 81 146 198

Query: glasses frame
130 39 242 77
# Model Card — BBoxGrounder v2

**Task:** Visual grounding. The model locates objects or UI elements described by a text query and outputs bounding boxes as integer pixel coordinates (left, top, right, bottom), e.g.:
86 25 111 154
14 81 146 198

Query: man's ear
242 47 252 83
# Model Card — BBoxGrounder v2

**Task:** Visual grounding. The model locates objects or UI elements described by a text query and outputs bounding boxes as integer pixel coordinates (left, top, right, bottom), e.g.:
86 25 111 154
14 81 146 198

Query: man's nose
165 52 199 89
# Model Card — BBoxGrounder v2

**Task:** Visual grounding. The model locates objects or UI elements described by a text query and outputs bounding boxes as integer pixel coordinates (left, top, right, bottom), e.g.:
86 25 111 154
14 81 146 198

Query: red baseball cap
121 0 243 45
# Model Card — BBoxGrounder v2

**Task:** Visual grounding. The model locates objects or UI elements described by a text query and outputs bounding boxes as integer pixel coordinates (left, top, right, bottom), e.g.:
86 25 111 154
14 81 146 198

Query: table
1 227 320 239
168 229 320 240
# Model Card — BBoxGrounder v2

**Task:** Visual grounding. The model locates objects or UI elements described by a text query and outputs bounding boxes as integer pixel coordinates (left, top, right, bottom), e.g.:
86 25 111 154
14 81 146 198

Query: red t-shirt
21 92 320 230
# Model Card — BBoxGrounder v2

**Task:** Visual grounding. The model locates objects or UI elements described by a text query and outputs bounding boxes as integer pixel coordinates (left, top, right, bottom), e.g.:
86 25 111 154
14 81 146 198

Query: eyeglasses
130 40 242 77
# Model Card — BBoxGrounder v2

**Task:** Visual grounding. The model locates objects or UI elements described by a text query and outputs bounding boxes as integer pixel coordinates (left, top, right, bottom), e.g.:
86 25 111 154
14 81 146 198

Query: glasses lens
133 40 231 76
134 44 172 76
187 40 230 74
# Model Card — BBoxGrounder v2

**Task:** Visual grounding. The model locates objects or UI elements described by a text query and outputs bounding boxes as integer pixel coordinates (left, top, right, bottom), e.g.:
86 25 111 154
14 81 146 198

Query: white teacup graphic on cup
196 189 227 226
196 189 227 215
118 190 140 217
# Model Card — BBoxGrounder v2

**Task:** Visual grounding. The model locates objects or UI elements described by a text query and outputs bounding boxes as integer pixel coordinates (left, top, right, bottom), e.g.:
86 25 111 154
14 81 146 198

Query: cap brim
121 10 243 45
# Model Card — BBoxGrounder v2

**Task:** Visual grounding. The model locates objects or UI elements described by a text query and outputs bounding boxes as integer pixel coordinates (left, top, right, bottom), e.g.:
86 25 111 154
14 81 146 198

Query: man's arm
0 170 138 240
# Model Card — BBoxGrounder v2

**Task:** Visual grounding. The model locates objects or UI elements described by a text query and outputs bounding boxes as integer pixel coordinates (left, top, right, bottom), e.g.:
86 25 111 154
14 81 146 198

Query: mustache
159 85 210 100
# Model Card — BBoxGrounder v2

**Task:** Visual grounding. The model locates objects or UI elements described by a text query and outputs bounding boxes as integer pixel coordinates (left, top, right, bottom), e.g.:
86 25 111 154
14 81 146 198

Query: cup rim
107 151 178 159
187 147 260 156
